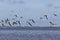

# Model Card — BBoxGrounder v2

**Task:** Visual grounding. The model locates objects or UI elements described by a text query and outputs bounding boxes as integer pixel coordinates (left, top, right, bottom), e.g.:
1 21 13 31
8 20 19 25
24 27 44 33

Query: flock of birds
0 13 58 27
40 13 58 26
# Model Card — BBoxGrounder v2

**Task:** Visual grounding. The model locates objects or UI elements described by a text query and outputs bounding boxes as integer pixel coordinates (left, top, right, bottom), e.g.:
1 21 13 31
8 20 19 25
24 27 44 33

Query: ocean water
0 30 60 40
0 30 60 34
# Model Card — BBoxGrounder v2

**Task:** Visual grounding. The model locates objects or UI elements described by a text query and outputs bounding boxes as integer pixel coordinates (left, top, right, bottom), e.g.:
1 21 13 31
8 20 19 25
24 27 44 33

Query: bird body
5 18 9 24
16 21 21 25
8 22 12 26
53 14 57 16
1 20 5 26
49 21 55 25
27 22 32 26
14 15 18 17
2 23 5 26
44 15 48 20
13 21 17 25
31 19 35 23
29 19 35 23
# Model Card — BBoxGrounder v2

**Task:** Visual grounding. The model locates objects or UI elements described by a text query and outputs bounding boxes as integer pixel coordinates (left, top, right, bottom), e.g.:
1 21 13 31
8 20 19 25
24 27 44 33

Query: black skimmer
49 21 55 25
12 21 17 25
5 18 9 24
14 14 18 17
20 16 23 18
1 20 5 26
27 21 32 26
29 19 35 23
44 15 48 20
16 21 21 25
8 22 12 26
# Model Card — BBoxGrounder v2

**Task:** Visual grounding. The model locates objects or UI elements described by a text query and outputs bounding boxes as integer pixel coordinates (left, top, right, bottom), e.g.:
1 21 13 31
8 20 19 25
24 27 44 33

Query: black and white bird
44 15 48 20
49 21 55 25
20 16 23 18
12 21 17 25
14 14 18 17
29 19 35 23
1 20 5 26
5 18 9 24
16 20 21 25
27 21 32 26
8 22 12 26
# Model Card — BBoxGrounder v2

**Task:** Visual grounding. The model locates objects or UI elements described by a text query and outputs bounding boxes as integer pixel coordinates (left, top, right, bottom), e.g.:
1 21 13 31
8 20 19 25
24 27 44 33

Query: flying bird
27 21 32 26
1 20 5 26
44 15 48 20
49 21 55 25
20 16 23 18
14 15 18 17
12 21 17 25
2 23 5 26
29 19 35 23
8 22 12 26
53 14 57 16
5 18 12 26
5 18 9 24
16 21 21 25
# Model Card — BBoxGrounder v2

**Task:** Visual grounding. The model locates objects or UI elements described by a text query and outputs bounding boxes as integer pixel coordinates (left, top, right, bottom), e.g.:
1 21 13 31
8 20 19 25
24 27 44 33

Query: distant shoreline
0 26 60 30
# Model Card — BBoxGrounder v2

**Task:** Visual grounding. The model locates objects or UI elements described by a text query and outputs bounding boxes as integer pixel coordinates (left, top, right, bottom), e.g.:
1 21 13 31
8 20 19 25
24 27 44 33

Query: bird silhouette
14 15 18 17
2 23 5 26
20 16 23 18
1 20 5 26
5 18 9 24
29 19 35 23
53 14 57 16
8 22 12 26
49 21 55 25
16 21 21 25
12 21 17 25
44 15 48 20
5 18 12 26
27 21 32 26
